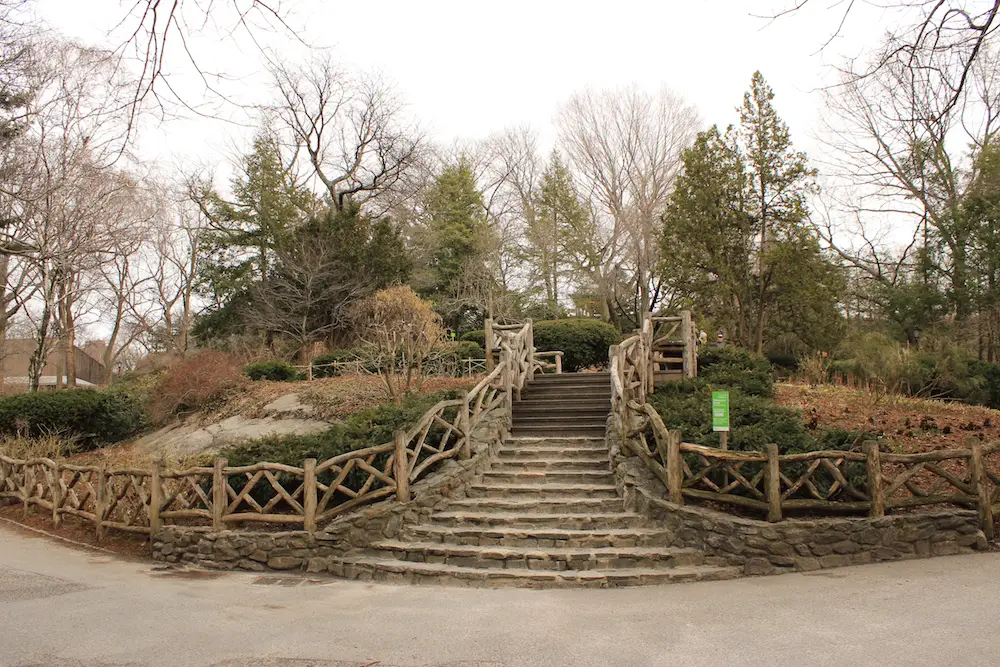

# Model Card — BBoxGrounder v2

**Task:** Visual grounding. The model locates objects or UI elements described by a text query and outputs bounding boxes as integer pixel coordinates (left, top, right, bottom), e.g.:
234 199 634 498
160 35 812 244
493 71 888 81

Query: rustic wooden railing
484 318 563 380
0 321 544 540
611 314 999 539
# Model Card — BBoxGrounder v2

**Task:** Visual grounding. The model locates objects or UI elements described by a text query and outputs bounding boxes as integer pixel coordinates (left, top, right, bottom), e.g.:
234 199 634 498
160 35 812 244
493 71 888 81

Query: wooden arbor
648 311 698 384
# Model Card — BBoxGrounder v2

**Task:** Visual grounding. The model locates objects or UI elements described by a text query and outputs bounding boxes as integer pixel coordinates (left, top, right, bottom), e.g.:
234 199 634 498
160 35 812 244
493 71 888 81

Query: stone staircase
333 373 739 588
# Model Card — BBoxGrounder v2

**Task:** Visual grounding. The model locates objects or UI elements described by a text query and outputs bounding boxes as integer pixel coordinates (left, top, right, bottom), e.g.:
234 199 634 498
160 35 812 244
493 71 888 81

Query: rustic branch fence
611 313 1000 538
0 321 561 541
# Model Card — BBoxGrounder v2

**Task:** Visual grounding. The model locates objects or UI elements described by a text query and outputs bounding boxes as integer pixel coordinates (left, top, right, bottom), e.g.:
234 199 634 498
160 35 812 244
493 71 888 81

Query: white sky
34 0 894 175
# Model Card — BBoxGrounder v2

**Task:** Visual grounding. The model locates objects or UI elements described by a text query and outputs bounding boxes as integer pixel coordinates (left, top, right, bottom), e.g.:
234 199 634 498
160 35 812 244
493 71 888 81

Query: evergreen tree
197 133 312 306
414 160 491 328
662 72 841 354
522 151 587 318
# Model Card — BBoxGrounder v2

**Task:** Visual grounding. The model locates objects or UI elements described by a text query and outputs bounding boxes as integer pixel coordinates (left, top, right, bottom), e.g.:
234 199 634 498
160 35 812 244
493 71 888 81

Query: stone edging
152 417 507 571
608 415 989 575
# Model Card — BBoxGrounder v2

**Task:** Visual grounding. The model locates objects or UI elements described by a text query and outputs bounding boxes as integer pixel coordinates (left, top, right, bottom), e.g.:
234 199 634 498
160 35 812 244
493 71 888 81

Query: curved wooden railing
610 314 1000 539
0 321 548 539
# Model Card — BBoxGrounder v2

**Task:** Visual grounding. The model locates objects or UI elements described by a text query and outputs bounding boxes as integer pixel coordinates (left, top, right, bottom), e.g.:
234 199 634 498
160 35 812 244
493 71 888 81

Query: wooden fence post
502 347 513 422
459 394 472 460
95 465 107 542
212 458 227 531
303 458 318 533
485 319 494 372
526 318 534 378
394 431 410 503
666 430 684 505
51 461 62 528
555 353 562 375
21 463 29 519
969 438 995 540
863 440 885 518
149 461 163 536
764 444 782 523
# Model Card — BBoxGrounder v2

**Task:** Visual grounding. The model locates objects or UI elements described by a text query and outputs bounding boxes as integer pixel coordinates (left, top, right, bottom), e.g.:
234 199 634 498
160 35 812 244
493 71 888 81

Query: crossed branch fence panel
0 322 543 540
611 313 1000 536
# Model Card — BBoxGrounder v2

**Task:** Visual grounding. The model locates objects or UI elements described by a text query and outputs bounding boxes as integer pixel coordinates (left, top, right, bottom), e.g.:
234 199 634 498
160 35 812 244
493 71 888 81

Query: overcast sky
34 0 893 174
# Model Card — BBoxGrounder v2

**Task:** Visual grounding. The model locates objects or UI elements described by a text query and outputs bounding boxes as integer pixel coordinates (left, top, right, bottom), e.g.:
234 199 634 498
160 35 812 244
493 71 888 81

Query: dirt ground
0 503 151 560
776 383 1000 453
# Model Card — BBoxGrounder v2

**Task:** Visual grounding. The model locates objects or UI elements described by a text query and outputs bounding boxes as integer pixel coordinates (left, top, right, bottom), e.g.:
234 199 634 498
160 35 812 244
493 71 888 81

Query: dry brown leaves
777 383 1000 454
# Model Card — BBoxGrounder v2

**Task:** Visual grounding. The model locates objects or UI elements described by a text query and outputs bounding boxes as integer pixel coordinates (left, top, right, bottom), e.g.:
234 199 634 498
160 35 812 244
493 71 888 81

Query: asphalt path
2 523 999 666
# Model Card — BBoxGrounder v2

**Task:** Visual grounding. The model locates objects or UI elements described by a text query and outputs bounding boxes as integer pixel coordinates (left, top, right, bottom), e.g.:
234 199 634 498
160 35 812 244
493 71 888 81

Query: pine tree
523 151 587 318
662 72 840 354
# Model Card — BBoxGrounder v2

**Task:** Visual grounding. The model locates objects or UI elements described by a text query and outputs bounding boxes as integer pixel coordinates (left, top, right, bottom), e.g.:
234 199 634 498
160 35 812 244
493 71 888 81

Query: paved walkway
3 523 1000 667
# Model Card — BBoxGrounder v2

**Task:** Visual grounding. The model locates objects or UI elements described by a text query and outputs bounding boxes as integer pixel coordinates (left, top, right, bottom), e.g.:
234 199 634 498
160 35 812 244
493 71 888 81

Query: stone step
367 541 704 571
405 524 672 548
527 374 610 386
513 415 608 427
446 496 626 514
510 425 607 438
520 387 611 399
331 557 742 588
483 470 614 484
512 404 611 418
467 482 619 498
427 511 648 529
499 446 609 461
495 458 611 471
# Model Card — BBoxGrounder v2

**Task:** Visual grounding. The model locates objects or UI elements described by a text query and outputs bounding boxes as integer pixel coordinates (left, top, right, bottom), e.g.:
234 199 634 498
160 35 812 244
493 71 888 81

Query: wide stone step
446 497 626 514
367 541 704 571
510 425 607 438
512 405 611 418
499 447 609 461
467 482 619 498
520 388 611 399
483 470 614 484
331 557 742 588
405 525 673 548
427 511 648 529
496 458 611 471
513 415 607 426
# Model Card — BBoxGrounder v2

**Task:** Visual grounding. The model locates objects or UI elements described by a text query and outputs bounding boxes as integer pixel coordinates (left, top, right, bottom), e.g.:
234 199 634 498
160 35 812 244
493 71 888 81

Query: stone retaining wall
609 417 989 576
152 418 506 571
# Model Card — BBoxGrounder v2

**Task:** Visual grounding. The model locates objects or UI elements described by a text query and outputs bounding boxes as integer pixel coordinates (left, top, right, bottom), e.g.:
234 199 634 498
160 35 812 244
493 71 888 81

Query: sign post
712 390 730 450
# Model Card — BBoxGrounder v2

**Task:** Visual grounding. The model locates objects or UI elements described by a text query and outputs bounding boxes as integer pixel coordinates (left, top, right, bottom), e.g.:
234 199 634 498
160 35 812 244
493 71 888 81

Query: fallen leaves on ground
776 383 1000 454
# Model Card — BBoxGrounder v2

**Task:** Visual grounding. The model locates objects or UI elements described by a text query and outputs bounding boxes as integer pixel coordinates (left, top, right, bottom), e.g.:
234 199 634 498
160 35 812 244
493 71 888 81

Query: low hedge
0 388 147 450
696 346 775 398
532 318 621 372
245 360 301 382
221 390 461 466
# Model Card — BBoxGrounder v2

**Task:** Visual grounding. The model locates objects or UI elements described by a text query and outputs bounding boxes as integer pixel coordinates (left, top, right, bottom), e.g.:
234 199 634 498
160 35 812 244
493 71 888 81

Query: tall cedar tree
524 151 588 319
416 160 490 328
662 72 843 353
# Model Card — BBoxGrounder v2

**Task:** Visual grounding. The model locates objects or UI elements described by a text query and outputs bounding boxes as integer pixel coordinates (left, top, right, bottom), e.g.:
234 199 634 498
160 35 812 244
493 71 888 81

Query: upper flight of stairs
510 372 611 438
329 373 738 588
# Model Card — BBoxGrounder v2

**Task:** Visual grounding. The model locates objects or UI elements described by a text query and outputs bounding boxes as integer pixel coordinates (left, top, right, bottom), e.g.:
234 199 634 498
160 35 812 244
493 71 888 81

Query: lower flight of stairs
332 432 741 588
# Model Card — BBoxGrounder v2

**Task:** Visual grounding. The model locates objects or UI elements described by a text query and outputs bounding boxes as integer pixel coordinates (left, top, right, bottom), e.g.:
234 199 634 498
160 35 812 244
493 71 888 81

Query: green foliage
531 318 621 372
245 361 301 382
0 388 147 450
311 349 366 378
697 346 775 398
520 151 589 318
221 390 461 466
661 72 841 355
197 133 312 307
461 329 486 348
441 341 485 361
413 160 494 329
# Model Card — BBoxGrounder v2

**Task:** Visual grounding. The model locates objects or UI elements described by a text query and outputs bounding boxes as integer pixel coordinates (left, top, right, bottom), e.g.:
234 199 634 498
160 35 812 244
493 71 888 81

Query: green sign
712 391 730 432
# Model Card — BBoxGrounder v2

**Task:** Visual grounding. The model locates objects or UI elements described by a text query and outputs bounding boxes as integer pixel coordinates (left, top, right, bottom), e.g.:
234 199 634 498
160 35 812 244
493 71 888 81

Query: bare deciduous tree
269 56 424 213
556 86 700 322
